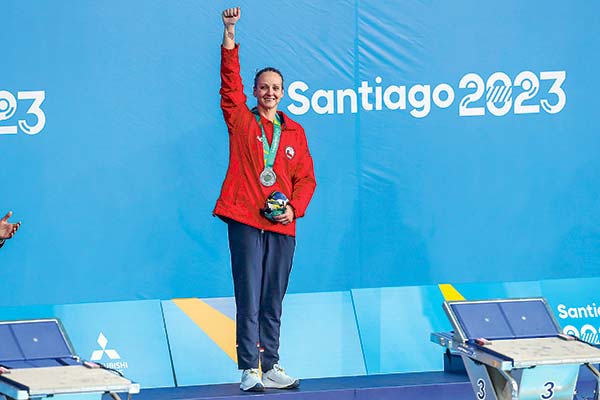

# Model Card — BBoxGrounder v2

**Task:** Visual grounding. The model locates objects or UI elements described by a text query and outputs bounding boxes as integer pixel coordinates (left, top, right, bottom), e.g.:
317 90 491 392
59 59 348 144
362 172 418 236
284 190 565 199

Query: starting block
431 298 600 400
0 319 139 400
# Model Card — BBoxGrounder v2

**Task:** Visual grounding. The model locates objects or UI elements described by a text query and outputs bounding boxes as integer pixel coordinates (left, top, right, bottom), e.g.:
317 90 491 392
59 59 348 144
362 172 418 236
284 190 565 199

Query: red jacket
213 45 316 236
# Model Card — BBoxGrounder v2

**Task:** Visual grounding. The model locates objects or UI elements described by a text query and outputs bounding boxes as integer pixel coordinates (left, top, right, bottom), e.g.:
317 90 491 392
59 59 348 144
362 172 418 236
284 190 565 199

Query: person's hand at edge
0 211 21 241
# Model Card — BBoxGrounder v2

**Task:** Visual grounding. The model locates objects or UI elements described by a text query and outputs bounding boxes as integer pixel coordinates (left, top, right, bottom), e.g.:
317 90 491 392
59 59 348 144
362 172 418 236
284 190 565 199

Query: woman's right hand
222 7 241 26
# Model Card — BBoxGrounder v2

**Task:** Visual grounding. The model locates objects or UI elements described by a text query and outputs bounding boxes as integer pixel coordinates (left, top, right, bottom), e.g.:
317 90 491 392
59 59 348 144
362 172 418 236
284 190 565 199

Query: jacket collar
251 107 290 129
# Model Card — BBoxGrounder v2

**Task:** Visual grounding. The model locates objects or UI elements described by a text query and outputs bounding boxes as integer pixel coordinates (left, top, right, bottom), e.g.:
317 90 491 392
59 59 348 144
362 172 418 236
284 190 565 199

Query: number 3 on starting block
476 378 486 399
540 381 555 399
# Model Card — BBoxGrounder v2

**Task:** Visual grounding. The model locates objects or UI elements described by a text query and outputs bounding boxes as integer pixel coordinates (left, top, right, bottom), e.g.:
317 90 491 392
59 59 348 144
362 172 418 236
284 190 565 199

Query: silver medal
260 167 276 187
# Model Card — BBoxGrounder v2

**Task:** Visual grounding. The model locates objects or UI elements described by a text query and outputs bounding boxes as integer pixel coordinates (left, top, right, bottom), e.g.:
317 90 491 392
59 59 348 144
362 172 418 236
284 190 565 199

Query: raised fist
222 7 241 26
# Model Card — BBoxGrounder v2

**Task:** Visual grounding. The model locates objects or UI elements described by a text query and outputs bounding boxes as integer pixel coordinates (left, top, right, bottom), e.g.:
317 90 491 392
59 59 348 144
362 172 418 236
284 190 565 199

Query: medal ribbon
254 111 282 169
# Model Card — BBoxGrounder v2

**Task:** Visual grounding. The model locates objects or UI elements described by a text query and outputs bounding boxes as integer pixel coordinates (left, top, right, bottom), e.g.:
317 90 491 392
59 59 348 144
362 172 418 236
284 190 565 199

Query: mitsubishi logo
90 332 121 361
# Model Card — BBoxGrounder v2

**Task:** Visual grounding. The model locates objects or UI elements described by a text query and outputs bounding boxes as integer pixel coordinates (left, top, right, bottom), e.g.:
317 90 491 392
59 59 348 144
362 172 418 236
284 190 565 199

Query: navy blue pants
226 219 296 371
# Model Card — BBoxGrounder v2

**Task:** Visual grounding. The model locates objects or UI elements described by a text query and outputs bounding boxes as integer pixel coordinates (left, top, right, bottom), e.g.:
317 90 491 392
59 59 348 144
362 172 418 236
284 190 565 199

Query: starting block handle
496 368 519 400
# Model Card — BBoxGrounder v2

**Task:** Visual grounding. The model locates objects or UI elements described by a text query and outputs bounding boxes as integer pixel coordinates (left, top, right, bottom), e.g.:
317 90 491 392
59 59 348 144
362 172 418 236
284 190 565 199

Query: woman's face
253 71 284 111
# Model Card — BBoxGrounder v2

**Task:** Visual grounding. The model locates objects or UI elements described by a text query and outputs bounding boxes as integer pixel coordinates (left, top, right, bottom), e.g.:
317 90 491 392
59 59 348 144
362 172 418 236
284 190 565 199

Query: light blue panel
541 277 600 345
352 285 450 374
53 300 174 389
450 281 543 301
519 364 579 400
161 300 239 386
279 291 366 378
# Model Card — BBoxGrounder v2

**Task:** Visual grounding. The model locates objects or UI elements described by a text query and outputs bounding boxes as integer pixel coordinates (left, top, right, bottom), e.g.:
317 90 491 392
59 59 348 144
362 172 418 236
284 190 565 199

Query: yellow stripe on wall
438 284 466 301
172 298 238 363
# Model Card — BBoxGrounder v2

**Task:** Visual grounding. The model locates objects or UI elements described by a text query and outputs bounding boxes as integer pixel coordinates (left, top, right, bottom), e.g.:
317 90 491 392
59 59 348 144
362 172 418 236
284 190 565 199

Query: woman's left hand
273 205 295 225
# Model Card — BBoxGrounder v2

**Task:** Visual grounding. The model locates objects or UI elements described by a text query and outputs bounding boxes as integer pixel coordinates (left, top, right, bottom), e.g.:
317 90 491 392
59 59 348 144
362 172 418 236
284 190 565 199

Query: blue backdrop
1 1 599 306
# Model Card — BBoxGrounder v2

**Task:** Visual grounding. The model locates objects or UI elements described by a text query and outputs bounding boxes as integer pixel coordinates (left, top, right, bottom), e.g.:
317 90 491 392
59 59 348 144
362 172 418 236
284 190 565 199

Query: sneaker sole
264 379 300 390
241 383 265 392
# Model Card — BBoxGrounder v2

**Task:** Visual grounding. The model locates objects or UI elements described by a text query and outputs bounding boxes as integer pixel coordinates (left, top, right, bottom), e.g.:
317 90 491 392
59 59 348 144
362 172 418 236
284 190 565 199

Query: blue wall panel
1 1 598 311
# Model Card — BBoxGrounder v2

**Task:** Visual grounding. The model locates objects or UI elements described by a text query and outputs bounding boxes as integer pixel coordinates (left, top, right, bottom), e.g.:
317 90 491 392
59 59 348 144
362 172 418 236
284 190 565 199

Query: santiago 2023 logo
0 90 46 135
557 302 600 344
287 70 565 118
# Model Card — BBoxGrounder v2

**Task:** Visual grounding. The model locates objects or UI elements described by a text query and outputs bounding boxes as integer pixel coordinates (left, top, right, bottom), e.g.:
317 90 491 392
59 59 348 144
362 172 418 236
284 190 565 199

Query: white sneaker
240 368 264 392
263 363 300 389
